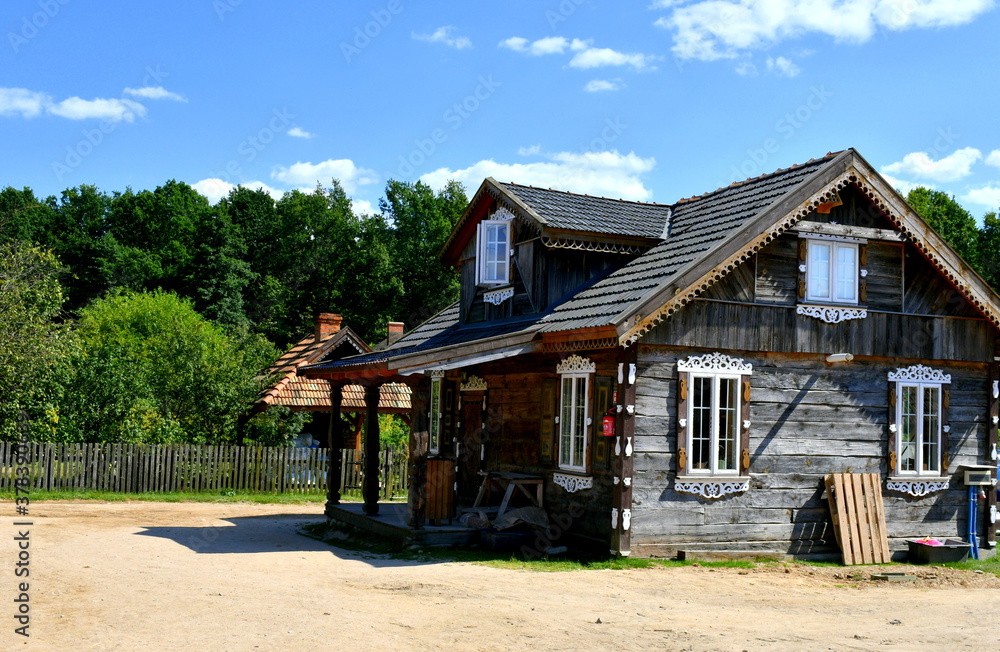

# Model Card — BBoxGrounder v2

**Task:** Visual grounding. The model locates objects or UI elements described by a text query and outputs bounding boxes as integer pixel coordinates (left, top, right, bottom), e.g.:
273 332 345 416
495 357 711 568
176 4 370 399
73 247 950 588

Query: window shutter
797 239 807 301
676 371 689 474
740 377 751 475
887 383 898 474
539 378 558 465
941 388 950 475
475 222 483 284
858 243 868 303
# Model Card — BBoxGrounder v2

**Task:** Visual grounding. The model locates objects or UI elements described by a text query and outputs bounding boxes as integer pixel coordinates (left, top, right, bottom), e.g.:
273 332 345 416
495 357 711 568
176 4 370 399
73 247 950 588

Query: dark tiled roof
537 154 839 333
500 181 670 239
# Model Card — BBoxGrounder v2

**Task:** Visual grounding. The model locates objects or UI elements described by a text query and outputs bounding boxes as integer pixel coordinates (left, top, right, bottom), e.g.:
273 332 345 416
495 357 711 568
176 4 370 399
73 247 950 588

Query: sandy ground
3 501 1000 651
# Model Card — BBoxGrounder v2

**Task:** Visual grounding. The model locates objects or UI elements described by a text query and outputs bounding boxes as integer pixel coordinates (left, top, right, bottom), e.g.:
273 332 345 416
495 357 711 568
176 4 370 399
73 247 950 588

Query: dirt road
4 501 999 651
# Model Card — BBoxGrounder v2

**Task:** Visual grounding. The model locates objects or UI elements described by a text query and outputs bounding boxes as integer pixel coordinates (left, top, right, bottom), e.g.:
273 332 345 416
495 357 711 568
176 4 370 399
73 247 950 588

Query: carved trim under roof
888 364 952 384
541 236 647 255
556 354 596 375
489 206 515 221
677 352 752 374
460 375 488 392
621 160 1000 346
483 286 514 306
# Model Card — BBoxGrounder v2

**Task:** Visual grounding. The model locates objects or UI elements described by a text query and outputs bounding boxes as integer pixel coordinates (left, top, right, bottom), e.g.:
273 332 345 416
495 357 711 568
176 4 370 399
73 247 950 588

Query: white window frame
476 214 512 286
428 375 442 454
894 381 942 477
685 373 741 476
805 237 860 305
555 355 594 473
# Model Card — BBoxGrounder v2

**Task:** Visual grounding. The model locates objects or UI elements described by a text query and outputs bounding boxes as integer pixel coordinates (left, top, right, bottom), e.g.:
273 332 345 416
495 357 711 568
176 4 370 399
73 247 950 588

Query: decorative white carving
557 355 596 375
480 445 485 460
886 479 949 497
993 380 999 399
426 369 446 378
617 363 624 384
889 424 897 433
622 509 632 531
623 477 632 487
743 420 751 430
483 286 514 305
943 425 951 433
614 476 620 485
675 479 750 499
796 305 868 324
992 443 998 461
992 504 998 525
993 416 999 426
798 264 807 273
611 508 619 529
628 363 637 385
490 206 515 221
625 438 633 457
460 375 488 392
626 405 635 415
887 364 952 384
678 418 688 429
553 473 593 493
860 269 868 278
615 438 621 456
678 352 752 374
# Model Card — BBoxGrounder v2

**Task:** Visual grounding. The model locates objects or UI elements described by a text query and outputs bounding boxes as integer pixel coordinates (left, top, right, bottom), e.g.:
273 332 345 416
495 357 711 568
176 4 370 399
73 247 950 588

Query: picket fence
0 442 408 498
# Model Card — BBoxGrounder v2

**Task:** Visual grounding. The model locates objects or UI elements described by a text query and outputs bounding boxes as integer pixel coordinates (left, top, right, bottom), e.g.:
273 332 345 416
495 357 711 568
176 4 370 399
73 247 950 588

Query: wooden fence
0 442 408 499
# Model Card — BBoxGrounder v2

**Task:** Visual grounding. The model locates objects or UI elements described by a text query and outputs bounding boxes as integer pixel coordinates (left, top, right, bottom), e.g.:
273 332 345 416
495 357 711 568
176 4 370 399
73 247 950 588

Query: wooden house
251 313 411 450
300 149 1000 558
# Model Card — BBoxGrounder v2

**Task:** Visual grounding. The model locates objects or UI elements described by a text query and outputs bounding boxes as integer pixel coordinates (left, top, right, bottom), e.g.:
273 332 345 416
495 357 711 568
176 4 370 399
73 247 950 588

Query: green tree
977 211 1000 290
0 242 74 441
907 188 981 270
381 179 466 329
61 291 277 444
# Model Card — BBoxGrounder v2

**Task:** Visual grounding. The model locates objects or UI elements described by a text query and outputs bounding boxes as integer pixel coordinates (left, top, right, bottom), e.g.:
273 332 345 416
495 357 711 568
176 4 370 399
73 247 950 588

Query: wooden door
457 392 484 506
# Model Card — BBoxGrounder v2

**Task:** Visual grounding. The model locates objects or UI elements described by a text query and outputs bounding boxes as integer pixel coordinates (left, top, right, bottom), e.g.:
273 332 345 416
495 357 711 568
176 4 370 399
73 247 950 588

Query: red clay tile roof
257 326 411 413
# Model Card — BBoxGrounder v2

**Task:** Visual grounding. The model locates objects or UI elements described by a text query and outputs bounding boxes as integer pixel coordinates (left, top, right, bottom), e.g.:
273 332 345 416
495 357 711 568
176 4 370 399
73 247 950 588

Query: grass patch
0 489 328 504
940 555 1000 577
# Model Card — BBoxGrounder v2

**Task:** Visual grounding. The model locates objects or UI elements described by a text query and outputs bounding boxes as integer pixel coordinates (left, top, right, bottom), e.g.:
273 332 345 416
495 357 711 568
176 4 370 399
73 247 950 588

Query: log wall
630 346 991 557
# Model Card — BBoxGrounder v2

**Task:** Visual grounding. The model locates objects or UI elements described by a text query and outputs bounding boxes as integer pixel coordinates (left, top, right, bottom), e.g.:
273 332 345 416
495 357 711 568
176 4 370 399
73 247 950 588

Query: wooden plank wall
0 443 408 498
630 347 988 557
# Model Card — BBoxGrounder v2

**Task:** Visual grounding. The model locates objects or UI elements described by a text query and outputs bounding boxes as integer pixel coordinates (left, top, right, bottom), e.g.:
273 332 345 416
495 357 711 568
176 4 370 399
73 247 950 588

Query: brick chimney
315 313 343 340
387 321 405 345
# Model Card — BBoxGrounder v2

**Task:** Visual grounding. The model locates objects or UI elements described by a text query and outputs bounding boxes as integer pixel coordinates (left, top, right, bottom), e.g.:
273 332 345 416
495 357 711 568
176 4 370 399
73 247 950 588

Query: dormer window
804 237 859 304
477 209 513 285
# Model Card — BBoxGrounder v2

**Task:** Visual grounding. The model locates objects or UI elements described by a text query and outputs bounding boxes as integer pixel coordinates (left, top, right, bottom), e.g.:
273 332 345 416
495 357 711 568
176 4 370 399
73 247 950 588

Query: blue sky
3 0 999 218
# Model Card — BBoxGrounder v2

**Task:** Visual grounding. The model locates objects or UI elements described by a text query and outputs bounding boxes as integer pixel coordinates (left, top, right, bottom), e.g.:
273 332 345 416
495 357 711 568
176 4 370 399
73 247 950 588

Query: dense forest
0 178 466 444
0 178 995 446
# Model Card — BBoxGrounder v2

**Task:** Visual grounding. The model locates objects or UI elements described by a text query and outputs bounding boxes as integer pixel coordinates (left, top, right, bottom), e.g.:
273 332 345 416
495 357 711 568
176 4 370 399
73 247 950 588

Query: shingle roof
499 181 670 239
257 325 411 411
299 151 846 373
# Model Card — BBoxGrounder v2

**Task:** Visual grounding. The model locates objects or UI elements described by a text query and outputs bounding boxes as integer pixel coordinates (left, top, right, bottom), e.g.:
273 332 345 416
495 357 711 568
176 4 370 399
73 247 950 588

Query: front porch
325 502 478 548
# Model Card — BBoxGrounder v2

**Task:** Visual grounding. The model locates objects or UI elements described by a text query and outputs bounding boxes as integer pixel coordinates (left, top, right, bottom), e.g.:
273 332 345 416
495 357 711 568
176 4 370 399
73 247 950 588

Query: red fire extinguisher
602 405 616 437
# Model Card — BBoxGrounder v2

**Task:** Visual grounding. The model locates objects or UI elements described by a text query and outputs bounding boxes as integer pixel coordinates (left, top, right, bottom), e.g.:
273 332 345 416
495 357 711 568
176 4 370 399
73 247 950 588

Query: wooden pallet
825 473 891 565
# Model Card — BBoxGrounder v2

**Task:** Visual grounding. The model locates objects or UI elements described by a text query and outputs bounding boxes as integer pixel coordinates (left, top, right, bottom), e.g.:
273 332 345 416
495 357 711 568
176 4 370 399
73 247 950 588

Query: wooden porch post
326 382 344 512
363 384 381 516
407 376 430 529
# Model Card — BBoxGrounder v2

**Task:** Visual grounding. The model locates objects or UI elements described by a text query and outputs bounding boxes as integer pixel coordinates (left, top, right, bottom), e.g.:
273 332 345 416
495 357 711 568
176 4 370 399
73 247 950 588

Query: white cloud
584 79 623 92
986 149 1000 168
766 56 800 77
191 178 285 204
656 0 996 61
499 36 589 55
271 158 378 194
570 47 656 71
880 173 930 196
0 88 50 118
287 126 315 139
883 147 982 182
419 150 656 201
0 87 153 122
963 184 1000 208
352 199 375 215
48 96 147 122
413 26 472 49
517 144 542 156
735 61 758 76
123 86 187 102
